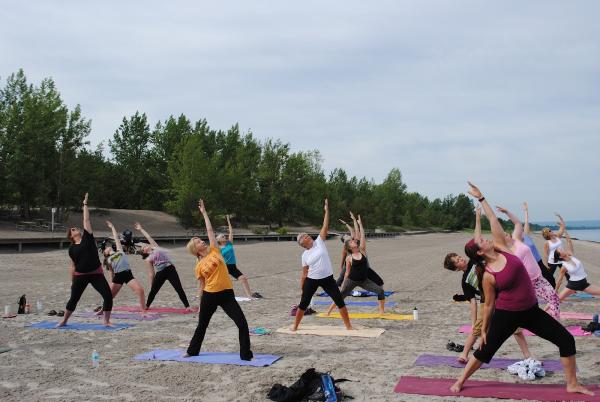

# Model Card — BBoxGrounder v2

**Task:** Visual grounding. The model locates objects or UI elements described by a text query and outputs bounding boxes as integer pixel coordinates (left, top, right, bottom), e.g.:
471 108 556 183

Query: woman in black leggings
135 222 191 310
184 199 252 360
450 183 592 397
58 193 113 327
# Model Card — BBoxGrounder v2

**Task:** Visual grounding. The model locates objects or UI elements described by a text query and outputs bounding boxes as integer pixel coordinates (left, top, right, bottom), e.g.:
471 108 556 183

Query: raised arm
555 213 566 238
319 199 329 240
199 199 217 248
523 202 532 235
226 214 233 243
134 222 158 248
468 182 508 250
357 215 366 254
106 221 123 253
82 193 92 234
496 206 523 241
349 211 359 239
564 229 574 255
338 219 355 239
474 205 482 243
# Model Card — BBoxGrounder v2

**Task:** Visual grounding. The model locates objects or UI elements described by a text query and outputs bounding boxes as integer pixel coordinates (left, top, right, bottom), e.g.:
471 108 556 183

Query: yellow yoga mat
317 312 414 320
276 325 385 338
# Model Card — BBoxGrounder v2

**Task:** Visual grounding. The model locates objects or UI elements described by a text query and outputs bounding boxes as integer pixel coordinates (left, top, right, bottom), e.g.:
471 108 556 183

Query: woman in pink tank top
450 183 593 397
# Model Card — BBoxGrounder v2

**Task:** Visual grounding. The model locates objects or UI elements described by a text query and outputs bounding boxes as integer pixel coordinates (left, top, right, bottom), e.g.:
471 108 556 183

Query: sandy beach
1 232 599 401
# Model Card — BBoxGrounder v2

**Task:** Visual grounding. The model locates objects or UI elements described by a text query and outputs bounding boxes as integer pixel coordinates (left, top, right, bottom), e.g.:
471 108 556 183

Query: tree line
0 70 476 231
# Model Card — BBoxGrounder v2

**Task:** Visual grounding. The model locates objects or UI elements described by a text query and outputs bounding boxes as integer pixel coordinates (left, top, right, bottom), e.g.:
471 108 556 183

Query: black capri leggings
473 304 575 364
66 274 113 312
538 260 556 289
187 289 252 360
299 275 345 311
146 265 190 308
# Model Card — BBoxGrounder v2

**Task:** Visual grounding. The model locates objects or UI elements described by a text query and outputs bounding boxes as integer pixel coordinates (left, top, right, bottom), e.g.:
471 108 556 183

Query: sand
0 233 599 401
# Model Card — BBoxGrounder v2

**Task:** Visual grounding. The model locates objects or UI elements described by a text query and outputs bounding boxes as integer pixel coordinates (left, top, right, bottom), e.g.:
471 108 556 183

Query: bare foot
182 353 190 358
55 321 67 328
185 307 195 313
103 321 115 327
345 326 356 330
567 383 595 396
289 325 298 331
95 309 103 316
450 381 463 393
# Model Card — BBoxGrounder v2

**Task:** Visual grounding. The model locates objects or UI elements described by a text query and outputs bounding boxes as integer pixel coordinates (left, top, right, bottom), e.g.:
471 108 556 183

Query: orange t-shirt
195 246 233 293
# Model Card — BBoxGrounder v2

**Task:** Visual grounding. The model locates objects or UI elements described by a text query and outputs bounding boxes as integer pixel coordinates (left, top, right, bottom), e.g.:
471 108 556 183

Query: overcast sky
2 1 599 221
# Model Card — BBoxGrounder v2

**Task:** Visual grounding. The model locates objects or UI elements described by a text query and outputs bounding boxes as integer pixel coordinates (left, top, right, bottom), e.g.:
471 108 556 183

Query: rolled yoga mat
135 349 281 367
113 306 197 314
312 300 397 307
74 311 164 321
317 312 413 320
28 321 134 331
276 325 385 338
459 324 591 336
414 354 564 372
393 376 600 401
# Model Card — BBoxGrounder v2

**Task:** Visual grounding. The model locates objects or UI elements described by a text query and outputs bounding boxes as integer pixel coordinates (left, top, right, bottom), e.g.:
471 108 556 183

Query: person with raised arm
554 229 600 300
326 215 386 316
185 200 252 360
59 193 113 327
293 199 353 331
450 183 592 396
542 213 566 281
135 222 191 310
215 214 262 299
522 202 556 288
495 206 560 320
101 221 147 315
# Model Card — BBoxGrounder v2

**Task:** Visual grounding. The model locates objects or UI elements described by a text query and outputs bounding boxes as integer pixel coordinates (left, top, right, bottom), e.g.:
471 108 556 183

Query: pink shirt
513 239 541 281
485 251 537 311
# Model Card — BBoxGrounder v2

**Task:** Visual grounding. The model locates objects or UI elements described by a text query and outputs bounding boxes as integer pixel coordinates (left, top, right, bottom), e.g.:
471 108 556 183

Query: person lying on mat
184 199 253 360
444 206 532 364
326 215 386 316
292 199 353 331
554 229 600 300
450 182 592 396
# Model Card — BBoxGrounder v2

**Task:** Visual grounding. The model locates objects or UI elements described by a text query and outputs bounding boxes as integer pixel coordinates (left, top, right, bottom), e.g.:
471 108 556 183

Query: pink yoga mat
114 306 198 314
560 312 594 320
459 324 591 336
394 376 600 401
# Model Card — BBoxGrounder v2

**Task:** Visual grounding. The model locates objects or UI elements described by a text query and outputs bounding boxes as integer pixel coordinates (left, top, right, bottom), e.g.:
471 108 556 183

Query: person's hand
324 198 328 212
523 202 528 211
357 215 362 225
83 193 89 205
479 332 487 350
495 206 508 214
133 222 142 231
338 219 348 225
349 211 355 220
467 182 483 199
106 221 114 229
226 214 231 222
555 213 565 225
198 199 206 214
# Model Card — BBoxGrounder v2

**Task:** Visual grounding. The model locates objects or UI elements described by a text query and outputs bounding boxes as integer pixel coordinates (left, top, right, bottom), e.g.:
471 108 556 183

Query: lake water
568 229 600 243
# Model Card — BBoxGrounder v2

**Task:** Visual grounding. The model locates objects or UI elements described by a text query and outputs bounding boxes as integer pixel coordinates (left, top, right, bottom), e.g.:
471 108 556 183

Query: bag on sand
267 368 352 402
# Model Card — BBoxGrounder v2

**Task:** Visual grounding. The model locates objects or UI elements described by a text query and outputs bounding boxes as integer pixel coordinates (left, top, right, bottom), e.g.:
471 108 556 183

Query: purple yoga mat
114 306 197 314
135 349 281 367
73 312 163 321
394 376 600 401
459 324 591 336
414 354 564 372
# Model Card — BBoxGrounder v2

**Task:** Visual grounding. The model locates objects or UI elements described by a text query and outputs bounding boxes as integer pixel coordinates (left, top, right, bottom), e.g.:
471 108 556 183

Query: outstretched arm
474 206 482 243
106 221 123 253
82 193 92 234
226 215 234 243
468 182 508 250
199 199 217 248
134 222 158 248
349 211 359 239
496 206 523 241
555 214 566 238
555 267 567 291
319 199 329 240
358 215 366 254
564 229 574 255
523 202 532 235
338 219 355 239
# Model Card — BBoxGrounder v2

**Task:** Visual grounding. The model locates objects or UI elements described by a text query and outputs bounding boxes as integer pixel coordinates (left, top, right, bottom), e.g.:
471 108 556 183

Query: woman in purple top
450 183 592 397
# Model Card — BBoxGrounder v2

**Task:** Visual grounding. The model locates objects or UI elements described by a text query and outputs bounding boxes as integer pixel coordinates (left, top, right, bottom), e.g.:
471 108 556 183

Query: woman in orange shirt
184 199 253 361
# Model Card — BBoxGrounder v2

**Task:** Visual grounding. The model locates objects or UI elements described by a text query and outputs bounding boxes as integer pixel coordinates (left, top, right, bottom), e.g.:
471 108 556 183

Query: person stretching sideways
554 229 600 300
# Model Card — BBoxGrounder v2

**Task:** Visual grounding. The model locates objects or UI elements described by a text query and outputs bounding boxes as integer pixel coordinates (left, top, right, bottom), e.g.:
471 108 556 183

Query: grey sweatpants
340 278 385 300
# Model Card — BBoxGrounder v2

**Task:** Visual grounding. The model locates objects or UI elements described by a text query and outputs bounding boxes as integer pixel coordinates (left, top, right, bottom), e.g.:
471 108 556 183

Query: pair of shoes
48 310 57 316
251 292 263 299
56 310 65 317
305 307 317 315
446 341 464 352
93 305 102 313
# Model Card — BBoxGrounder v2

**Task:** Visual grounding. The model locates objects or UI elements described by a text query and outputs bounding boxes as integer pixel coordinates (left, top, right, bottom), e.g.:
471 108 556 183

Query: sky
2 1 599 221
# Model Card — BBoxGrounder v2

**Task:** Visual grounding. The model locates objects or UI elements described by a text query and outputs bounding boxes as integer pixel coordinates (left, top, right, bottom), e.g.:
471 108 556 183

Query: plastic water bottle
413 307 419 321
36 300 43 315
593 314 599 323
91 350 100 368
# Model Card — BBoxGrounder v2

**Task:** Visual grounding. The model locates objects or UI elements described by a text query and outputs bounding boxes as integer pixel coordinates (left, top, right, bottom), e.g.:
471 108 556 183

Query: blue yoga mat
312 300 397 307
28 321 134 331
317 290 394 297
568 293 594 299
135 349 281 367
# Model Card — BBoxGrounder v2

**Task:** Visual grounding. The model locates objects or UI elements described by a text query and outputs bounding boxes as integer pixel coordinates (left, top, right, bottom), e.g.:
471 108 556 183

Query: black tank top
349 253 369 281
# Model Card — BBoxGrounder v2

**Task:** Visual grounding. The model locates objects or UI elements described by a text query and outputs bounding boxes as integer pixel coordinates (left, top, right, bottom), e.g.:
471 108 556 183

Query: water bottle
593 314 599 323
36 300 43 315
91 350 100 368
320 374 337 402
413 307 419 321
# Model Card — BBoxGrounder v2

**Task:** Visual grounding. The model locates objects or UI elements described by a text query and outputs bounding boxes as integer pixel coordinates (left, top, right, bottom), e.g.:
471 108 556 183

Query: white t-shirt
562 256 587 282
547 238 562 264
301 235 333 279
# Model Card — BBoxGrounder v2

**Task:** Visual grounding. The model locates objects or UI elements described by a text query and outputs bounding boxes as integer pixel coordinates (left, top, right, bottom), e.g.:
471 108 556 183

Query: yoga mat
113 306 197 314
73 312 163 321
135 349 280 367
560 312 594 320
235 297 253 302
276 325 385 338
0 347 12 354
414 354 564 372
569 293 595 299
394 376 600 401
317 312 413 321
28 321 133 331
316 290 394 297
312 300 397 307
459 325 591 337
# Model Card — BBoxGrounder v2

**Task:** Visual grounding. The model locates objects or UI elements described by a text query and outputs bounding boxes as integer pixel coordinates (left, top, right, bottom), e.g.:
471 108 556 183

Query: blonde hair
541 227 552 240
216 234 226 243
186 238 199 256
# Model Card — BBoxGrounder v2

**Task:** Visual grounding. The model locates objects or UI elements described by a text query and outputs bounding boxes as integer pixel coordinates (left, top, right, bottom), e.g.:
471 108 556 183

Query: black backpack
267 368 351 402
582 321 600 333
